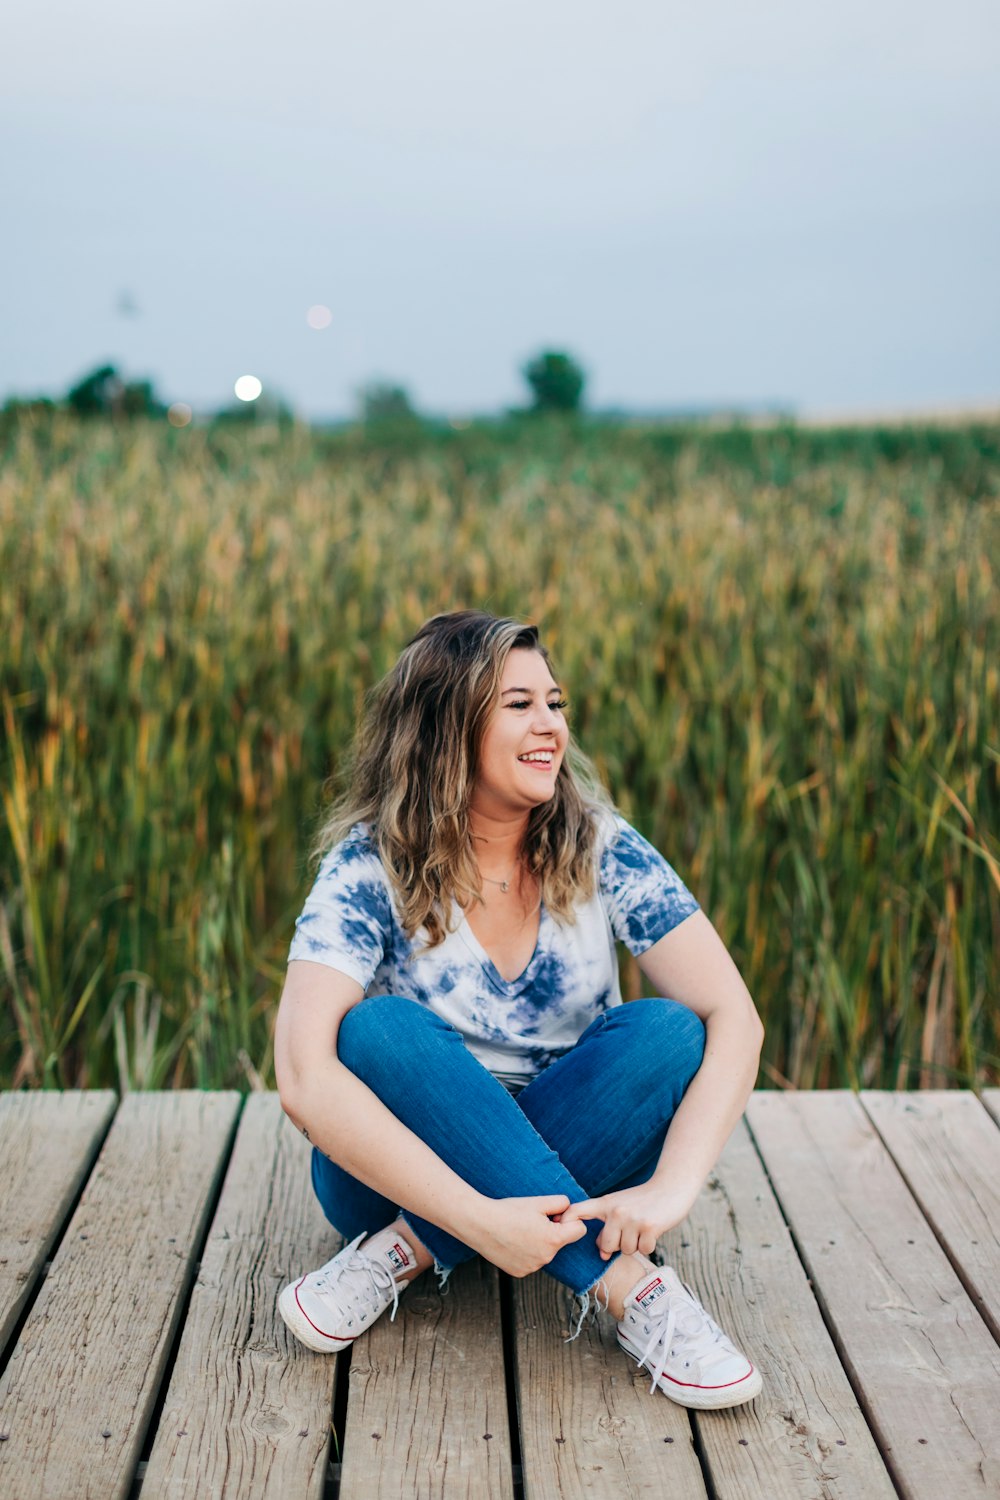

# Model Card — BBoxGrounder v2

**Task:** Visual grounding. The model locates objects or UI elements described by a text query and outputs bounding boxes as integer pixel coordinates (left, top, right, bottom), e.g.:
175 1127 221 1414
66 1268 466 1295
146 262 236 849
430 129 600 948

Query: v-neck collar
456 903 545 990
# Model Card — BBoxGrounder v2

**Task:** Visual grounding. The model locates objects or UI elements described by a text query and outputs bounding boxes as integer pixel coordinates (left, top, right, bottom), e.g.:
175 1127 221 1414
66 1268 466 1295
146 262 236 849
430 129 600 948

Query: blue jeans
311 994 706 1296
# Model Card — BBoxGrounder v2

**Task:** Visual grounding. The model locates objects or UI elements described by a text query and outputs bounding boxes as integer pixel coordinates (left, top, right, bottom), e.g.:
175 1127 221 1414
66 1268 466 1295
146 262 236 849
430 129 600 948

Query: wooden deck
1 1089 999 1499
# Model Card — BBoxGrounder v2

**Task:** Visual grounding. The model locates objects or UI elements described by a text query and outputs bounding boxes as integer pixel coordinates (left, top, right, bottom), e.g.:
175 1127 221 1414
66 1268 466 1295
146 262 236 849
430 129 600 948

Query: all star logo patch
636 1277 666 1310
386 1242 411 1273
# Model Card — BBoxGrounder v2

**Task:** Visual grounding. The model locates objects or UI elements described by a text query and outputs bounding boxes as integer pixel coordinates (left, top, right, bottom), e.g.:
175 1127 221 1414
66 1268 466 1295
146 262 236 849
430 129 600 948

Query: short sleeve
287 826 394 989
598 815 699 955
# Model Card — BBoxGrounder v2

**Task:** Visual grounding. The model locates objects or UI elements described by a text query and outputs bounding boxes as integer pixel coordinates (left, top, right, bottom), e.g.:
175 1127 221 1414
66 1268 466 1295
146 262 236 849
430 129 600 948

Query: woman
274 610 765 1409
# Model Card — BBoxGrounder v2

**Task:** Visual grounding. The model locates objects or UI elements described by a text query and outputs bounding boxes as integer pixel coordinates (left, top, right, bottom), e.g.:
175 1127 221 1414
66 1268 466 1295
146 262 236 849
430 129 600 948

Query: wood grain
0 1091 240 1500
339 1256 513 1499
142 1095 340 1498
667 1119 896 1500
0 1091 116 1358
746 1091 1000 1500
512 1269 704 1498
860 1090 1000 1342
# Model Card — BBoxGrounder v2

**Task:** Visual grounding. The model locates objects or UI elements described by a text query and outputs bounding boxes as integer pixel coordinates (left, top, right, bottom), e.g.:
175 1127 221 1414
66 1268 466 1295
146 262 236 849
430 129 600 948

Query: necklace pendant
500 879 510 893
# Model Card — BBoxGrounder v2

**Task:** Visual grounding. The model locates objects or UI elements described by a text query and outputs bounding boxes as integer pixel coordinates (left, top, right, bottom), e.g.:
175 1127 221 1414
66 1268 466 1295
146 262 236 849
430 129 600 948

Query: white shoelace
314 1237 402 1324
634 1290 725 1394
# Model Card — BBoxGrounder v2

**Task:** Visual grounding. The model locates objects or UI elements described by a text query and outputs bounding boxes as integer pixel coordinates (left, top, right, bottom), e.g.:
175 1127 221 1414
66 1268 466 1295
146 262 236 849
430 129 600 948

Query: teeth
519 752 552 763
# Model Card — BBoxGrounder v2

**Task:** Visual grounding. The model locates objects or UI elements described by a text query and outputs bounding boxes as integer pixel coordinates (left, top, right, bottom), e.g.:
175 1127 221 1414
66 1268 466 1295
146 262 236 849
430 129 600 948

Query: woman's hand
466 1194 588 1277
557 1179 697 1260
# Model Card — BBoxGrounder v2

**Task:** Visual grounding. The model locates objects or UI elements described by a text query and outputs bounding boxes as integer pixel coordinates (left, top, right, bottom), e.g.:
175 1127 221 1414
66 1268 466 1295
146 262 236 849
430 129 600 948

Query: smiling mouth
518 752 554 766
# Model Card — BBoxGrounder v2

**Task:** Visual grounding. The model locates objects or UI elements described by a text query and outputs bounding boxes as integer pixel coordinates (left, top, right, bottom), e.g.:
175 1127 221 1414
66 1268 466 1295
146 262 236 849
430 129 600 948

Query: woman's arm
274 960 585 1275
560 910 764 1257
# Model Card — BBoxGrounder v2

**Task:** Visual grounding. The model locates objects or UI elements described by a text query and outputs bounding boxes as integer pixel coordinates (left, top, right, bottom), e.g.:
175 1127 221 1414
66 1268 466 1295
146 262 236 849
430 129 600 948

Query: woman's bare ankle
594 1252 652 1320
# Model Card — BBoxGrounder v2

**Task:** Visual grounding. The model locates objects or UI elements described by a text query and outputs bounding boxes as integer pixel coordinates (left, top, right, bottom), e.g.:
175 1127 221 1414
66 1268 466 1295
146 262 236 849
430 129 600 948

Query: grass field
1 412 998 1092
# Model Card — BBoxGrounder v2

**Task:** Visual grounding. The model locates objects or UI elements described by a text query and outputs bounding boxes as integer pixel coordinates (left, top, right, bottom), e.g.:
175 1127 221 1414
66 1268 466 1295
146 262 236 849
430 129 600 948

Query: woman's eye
550 698 569 712
506 697 569 712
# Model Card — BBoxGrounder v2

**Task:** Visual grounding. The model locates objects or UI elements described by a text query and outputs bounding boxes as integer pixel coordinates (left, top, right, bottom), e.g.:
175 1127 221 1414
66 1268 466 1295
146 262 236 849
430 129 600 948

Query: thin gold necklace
481 867 517 894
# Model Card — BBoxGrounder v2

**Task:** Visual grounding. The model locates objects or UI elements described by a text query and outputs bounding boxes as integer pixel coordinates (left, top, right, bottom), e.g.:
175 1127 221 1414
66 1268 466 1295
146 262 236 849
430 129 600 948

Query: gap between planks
0 1092 240 1500
0 1091 117 1362
142 1095 339 1500
746 1090 1000 1500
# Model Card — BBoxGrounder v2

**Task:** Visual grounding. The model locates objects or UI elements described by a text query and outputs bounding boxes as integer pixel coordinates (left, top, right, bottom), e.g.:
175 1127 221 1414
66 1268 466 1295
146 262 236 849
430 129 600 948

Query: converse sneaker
278 1227 416 1354
617 1266 762 1409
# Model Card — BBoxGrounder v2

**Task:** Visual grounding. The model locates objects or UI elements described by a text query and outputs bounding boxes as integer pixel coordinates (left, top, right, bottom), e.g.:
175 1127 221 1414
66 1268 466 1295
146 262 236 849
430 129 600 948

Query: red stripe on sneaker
294 1278 356 1343
660 1363 757 1391
619 1332 756 1391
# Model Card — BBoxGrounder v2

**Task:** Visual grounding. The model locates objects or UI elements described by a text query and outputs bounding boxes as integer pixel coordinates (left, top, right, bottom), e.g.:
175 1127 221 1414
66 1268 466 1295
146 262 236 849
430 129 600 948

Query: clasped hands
469 1177 695 1278
557 1177 696 1260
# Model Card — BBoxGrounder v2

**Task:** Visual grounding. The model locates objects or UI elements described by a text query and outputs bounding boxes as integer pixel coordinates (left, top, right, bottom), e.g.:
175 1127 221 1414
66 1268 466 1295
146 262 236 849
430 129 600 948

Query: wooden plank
0 1091 116 1358
0 1091 240 1500
512 1269 705 1499
339 1256 513 1499
860 1091 1000 1342
746 1091 1000 1500
981 1089 1000 1130
142 1095 340 1499
666 1119 896 1500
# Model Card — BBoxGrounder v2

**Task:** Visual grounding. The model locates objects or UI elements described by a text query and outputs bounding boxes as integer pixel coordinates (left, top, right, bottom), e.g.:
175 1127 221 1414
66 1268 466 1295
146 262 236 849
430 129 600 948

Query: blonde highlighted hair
315 610 614 945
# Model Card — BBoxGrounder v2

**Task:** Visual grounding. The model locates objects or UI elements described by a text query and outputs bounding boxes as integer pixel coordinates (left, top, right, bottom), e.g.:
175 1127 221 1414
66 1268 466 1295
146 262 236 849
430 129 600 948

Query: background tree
357 380 419 427
522 350 586 413
213 389 294 427
66 363 165 418
67 364 122 416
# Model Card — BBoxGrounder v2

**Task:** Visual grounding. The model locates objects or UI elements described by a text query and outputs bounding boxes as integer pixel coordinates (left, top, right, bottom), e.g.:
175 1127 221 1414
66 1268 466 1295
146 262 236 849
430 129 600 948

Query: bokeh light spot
306 304 332 330
234 375 262 402
167 402 193 428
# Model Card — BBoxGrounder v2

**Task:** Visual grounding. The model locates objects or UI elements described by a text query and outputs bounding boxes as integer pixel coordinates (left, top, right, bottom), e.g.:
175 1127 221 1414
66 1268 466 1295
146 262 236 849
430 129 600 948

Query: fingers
595 1218 658 1261
596 1228 632 1260
535 1194 572 1216
557 1197 605 1225
597 1227 660 1259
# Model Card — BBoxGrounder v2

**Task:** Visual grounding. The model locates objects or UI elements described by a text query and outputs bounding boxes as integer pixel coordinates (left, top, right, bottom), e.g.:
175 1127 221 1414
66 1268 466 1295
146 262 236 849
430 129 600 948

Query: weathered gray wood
860 1090 1000 1343
339 1257 513 1499
512 1269 704 1499
0 1091 240 1500
142 1095 339 1498
666 1119 896 1500
746 1091 1000 1500
0 1091 116 1357
981 1089 1000 1130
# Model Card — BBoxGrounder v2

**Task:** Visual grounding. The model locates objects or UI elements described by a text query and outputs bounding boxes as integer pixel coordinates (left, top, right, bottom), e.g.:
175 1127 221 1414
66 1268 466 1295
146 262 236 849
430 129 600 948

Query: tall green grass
1 414 997 1091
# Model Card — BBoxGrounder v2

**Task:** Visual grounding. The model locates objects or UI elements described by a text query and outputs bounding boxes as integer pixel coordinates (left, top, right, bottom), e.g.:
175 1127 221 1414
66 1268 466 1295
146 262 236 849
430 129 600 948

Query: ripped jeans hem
565 1254 622 1340
398 1211 456 1291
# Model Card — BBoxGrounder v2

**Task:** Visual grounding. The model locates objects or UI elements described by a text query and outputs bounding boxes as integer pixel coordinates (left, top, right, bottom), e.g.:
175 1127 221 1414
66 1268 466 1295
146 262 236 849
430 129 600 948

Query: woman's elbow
748 1005 765 1053
276 1068 304 1125
717 990 764 1054
274 1044 314 1124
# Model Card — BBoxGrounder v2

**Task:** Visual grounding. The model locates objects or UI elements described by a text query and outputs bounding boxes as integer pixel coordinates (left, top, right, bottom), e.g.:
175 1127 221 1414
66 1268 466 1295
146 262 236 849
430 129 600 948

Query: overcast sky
3 0 998 418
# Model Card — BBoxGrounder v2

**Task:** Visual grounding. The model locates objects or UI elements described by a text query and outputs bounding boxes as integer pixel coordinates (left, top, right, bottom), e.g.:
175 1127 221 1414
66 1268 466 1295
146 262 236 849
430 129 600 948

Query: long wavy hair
314 610 614 945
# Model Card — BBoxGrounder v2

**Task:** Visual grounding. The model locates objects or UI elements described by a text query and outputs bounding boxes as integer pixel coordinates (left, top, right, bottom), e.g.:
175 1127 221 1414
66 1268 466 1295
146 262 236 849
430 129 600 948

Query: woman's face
470 648 569 821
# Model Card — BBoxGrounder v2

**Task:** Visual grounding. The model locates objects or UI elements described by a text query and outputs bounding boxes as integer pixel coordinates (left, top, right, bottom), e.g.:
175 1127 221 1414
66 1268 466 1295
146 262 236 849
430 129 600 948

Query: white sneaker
617 1266 762 1409
278 1227 416 1354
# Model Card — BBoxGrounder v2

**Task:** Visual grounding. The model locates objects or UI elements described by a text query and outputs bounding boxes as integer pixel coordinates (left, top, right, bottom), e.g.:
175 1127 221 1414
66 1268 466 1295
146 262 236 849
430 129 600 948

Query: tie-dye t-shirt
288 813 699 1086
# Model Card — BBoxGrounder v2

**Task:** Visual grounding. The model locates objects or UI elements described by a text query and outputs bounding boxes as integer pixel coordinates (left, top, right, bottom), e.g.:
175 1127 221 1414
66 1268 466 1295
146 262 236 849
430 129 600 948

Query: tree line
2 351 588 426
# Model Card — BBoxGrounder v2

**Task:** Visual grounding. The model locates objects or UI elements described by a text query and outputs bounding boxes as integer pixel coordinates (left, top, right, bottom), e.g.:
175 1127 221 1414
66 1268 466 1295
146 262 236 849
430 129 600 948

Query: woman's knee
614 997 706 1083
337 993 445 1076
